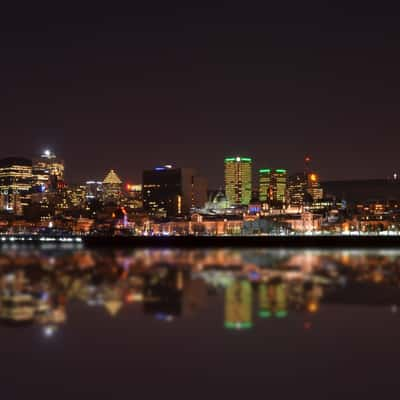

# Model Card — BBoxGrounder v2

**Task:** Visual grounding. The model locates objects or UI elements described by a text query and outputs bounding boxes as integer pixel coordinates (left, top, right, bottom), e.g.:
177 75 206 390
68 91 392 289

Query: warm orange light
307 302 318 313
309 173 317 182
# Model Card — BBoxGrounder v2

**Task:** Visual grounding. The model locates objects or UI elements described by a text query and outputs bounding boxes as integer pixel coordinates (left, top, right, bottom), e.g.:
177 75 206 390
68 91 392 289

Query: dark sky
1 1 400 187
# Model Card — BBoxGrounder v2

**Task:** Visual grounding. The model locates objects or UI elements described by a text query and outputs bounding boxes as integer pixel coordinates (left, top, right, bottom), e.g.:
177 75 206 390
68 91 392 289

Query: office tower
142 165 208 217
64 185 87 208
0 157 33 214
287 172 307 206
85 181 104 201
33 150 64 192
302 155 323 201
307 172 323 201
224 157 252 205
258 169 272 202
124 184 143 210
102 169 123 204
272 169 287 204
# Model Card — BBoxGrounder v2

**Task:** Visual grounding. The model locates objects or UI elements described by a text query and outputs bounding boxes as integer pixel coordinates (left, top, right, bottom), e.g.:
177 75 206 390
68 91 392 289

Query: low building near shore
151 213 243 236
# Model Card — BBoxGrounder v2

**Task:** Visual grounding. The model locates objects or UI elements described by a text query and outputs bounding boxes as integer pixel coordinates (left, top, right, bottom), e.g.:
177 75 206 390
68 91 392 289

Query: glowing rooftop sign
224 157 252 162
155 165 173 171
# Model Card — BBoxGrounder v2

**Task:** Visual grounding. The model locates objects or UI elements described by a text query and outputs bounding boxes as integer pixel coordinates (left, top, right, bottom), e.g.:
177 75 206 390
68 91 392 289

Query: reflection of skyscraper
258 283 271 318
183 278 208 316
258 282 287 318
143 268 184 318
225 280 252 329
275 283 288 318
224 157 252 205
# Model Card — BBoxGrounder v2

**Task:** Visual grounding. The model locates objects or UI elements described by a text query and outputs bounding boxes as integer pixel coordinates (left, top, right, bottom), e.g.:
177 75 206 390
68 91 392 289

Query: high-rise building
259 168 287 206
0 158 33 214
224 157 252 205
85 181 104 201
258 169 272 202
302 155 323 201
102 169 123 204
33 150 64 192
287 172 307 206
307 172 323 201
142 165 208 217
272 169 287 204
124 184 143 210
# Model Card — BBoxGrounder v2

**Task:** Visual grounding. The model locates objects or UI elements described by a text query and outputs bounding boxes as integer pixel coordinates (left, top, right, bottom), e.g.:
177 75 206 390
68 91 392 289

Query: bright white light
43 325 56 338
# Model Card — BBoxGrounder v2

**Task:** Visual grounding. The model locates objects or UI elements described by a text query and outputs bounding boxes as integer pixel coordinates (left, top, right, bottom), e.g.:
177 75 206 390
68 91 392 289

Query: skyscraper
258 169 272 202
224 157 252 206
102 169 123 204
303 155 323 201
307 172 323 201
287 172 307 206
33 150 64 192
142 166 207 217
272 169 287 204
0 157 33 214
258 168 287 206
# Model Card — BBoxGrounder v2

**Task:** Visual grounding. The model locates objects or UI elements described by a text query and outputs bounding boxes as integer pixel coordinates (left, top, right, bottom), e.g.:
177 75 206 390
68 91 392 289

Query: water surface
0 245 399 399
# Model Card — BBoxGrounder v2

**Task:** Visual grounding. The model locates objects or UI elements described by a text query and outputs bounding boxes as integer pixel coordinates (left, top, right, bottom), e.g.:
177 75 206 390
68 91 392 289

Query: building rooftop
103 169 122 185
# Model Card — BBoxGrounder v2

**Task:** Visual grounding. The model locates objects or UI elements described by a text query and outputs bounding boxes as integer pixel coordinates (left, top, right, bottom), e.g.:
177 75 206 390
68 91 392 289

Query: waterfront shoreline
83 235 400 248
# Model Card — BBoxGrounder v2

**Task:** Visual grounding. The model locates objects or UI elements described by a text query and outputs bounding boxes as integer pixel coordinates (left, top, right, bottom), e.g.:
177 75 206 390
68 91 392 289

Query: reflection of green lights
275 169 287 173
259 310 271 318
275 310 288 318
259 169 271 173
224 322 253 329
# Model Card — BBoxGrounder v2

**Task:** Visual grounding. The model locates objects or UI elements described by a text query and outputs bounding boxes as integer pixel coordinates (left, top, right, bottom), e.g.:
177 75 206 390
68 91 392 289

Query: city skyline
2 2 400 186
2 2 400 399
1 147 398 187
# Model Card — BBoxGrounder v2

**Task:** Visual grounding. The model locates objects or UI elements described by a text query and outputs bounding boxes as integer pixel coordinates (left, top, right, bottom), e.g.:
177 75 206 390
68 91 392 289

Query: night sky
1 1 400 187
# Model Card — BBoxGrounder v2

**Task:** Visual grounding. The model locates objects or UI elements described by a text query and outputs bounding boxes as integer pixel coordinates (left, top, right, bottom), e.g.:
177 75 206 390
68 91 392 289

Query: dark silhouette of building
142 165 207 217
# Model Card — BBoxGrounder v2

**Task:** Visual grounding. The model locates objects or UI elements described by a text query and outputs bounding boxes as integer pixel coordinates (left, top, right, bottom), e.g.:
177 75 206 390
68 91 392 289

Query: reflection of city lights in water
307 302 318 313
155 313 174 322
43 325 57 338
304 322 312 330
